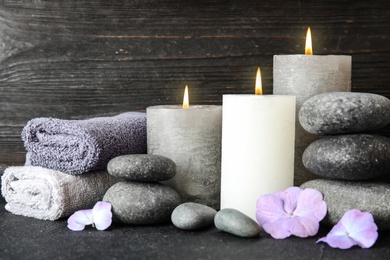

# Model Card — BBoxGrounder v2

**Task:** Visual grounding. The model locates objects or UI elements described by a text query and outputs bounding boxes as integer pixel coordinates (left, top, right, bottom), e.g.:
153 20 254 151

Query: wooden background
0 0 389 169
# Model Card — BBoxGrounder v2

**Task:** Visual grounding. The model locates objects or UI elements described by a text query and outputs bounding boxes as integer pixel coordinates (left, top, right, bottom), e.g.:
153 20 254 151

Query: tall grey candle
273 54 351 185
147 105 222 209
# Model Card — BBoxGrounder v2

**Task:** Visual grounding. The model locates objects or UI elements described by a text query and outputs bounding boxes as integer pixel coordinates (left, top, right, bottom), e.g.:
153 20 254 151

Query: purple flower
67 201 112 231
256 186 327 239
317 209 378 249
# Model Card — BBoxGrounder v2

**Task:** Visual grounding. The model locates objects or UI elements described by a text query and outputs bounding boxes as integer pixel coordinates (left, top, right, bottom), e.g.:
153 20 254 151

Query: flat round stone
301 179 390 230
214 208 261 238
299 92 390 134
303 135 390 180
171 202 217 230
107 154 176 181
103 181 181 225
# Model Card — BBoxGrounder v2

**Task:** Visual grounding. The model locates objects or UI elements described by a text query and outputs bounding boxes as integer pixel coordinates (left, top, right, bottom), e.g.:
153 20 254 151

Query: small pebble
171 202 217 230
103 181 181 225
301 179 390 230
214 208 261 238
303 134 390 180
107 154 176 181
299 92 390 134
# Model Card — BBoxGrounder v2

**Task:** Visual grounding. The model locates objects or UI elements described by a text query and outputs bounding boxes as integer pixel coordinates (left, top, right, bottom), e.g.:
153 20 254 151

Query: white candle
273 27 351 185
221 68 296 221
147 86 222 209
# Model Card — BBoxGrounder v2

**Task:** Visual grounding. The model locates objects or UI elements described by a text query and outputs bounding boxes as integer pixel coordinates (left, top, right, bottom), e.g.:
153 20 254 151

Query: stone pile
102 154 262 237
103 154 181 225
299 92 390 229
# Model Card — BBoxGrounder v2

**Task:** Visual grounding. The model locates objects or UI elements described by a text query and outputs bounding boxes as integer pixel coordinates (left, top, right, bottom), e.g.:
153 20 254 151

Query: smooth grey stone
301 179 390 230
171 202 217 230
103 181 181 225
299 92 390 134
214 208 261 238
303 134 390 180
107 154 176 181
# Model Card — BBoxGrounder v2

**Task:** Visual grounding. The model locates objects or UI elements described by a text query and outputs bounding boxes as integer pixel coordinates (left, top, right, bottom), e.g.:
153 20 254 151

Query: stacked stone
102 154 262 237
298 92 390 229
103 155 181 225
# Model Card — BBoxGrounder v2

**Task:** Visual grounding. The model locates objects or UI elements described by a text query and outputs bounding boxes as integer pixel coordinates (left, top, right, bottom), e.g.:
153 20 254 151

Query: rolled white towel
1 166 119 220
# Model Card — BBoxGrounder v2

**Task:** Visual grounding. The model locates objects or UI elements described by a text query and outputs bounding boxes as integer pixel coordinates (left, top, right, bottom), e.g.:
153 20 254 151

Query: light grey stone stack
103 154 181 225
299 92 390 229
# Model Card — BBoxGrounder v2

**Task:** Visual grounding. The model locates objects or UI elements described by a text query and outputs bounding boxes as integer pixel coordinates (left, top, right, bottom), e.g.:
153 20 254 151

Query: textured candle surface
273 54 351 185
221 95 295 221
147 105 222 209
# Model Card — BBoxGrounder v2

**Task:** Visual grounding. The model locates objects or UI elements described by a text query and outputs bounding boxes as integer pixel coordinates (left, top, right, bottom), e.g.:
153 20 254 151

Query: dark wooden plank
1 0 389 165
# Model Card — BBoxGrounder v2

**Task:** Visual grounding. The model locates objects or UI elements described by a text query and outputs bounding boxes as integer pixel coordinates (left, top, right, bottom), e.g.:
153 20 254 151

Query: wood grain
0 0 389 165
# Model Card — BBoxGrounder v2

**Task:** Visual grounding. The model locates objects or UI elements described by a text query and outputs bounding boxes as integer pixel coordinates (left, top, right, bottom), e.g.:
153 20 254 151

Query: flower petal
67 215 85 231
67 209 93 231
278 187 302 214
317 220 356 249
317 209 378 249
256 194 286 226
339 209 378 248
263 214 320 239
317 232 356 249
262 218 292 239
292 215 321 237
92 201 112 231
294 188 327 221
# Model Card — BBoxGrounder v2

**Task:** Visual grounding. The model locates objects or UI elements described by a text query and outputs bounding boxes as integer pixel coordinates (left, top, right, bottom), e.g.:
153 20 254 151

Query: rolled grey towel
22 112 146 174
1 166 120 220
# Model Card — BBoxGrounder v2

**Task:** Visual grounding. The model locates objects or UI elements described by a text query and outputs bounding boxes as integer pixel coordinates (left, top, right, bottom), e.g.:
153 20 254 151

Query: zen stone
214 208 261 238
299 92 390 134
107 154 176 181
303 134 390 180
301 179 390 230
171 202 217 230
103 181 181 225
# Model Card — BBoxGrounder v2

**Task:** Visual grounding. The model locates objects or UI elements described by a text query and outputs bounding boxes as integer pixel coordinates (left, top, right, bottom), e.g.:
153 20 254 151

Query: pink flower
317 209 378 249
256 186 327 239
67 201 112 231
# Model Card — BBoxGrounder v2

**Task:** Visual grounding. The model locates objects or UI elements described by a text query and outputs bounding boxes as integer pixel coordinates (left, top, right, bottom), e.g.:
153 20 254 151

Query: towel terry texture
1 166 120 220
22 112 147 174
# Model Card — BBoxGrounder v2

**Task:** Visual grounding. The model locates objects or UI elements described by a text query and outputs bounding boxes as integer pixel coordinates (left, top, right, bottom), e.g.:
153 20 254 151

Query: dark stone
301 179 390 230
214 208 262 238
299 92 390 134
303 135 390 180
171 202 217 230
103 181 181 225
107 154 176 181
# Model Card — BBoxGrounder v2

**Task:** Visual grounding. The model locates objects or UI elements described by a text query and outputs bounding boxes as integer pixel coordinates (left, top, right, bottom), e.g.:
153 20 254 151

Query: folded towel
1 166 120 220
22 112 146 174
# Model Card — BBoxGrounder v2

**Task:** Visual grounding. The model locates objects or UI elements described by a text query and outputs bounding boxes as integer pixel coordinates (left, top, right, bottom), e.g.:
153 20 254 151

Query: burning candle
273 27 351 185
221 68 296 221
147 86 222 209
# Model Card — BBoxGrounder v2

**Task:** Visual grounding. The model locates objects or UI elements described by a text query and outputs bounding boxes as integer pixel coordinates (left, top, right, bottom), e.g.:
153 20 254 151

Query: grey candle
273 54 351 185
147 105 222 209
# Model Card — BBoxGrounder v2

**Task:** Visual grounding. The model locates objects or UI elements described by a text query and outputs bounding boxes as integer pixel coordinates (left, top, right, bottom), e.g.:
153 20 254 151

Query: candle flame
255 67 262 95
183 85 189 109
305 27 313 55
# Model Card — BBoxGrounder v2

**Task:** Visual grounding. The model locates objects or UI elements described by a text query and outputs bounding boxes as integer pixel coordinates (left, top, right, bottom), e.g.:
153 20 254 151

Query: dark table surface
1 198 390 260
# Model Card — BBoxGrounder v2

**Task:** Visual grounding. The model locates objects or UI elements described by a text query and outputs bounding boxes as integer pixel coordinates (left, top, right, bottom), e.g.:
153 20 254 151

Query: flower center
286 212 294 218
